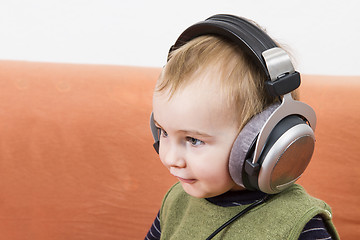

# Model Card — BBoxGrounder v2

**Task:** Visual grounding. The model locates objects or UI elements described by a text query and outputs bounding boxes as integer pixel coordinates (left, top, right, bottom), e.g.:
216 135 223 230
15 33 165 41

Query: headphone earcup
230 103 315 194
229 103 280 188
255 115 315 194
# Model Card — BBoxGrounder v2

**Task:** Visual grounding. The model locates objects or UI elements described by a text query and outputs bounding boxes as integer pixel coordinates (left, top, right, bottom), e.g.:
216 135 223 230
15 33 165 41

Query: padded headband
170 14 277 77
169 14 300 97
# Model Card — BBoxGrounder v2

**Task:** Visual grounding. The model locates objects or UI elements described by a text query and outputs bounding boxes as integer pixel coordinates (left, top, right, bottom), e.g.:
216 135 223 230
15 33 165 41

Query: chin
181 183 226 198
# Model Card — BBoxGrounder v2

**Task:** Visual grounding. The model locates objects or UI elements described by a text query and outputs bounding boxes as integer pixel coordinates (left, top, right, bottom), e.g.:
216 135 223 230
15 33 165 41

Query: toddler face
152 76 243 198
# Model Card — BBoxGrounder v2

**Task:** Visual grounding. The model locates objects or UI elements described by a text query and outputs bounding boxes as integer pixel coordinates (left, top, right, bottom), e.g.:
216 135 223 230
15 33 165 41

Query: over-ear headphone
150 14 316 194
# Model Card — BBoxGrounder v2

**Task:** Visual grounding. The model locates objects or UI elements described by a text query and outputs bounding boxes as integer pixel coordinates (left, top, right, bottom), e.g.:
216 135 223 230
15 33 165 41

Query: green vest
160 183 339 240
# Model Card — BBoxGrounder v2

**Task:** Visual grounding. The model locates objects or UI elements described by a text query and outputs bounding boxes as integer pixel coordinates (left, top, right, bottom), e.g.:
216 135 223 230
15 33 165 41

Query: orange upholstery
0 60 358 239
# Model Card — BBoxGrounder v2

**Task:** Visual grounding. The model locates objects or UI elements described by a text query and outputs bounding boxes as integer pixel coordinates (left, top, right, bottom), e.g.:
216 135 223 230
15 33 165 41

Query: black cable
206 194 270 240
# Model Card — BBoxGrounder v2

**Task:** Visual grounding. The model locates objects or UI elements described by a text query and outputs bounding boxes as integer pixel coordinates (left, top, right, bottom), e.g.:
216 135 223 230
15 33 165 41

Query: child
146 14 339 239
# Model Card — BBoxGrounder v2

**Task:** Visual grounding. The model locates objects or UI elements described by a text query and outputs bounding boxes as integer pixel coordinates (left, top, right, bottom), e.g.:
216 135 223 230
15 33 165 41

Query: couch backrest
0 61 359 239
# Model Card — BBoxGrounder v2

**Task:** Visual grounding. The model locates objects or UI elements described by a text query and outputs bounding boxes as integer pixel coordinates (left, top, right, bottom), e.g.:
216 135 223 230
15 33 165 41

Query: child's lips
177 176 196 184
170 170 197 184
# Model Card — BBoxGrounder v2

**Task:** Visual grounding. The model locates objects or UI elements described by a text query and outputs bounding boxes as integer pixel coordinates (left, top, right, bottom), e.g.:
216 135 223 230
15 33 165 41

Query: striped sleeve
145 210 161 240
298 214 332 240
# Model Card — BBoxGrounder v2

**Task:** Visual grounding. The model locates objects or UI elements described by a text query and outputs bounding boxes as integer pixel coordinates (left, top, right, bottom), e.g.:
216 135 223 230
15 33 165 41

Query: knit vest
160 183 339 240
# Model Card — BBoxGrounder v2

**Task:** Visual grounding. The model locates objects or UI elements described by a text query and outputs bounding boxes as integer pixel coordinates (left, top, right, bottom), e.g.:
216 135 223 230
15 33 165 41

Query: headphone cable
206 194 270 240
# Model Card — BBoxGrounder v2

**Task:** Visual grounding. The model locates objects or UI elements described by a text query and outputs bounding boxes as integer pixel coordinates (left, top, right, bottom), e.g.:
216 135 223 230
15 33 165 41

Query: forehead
153 76 237 133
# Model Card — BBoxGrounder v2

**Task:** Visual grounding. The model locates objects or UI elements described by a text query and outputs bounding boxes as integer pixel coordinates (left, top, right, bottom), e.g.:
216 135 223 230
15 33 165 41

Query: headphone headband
169 14 300 97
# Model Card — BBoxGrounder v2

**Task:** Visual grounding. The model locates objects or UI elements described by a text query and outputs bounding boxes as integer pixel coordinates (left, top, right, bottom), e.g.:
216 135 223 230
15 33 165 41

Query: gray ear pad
229 103 280 187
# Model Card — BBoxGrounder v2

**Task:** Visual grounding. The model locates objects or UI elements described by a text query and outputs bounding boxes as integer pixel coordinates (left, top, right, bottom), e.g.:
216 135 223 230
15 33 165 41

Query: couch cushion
0 61 358 239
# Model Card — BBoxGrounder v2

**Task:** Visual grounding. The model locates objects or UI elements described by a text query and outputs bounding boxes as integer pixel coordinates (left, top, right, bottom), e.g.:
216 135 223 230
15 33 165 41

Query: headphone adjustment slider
265 71 301 97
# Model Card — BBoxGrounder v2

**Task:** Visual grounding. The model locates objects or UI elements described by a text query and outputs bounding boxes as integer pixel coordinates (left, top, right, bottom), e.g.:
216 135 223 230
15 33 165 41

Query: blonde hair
156 35 292 132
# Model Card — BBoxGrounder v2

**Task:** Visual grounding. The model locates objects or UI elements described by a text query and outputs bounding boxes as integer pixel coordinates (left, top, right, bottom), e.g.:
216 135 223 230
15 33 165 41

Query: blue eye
187 137 204 146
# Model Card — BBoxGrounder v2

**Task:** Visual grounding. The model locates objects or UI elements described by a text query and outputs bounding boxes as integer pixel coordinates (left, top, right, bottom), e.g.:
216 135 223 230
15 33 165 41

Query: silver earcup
257 117 315 194
229 93 316 193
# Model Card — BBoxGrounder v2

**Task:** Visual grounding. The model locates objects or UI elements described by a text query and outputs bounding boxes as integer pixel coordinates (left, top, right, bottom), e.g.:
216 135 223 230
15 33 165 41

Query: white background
1 0 359 76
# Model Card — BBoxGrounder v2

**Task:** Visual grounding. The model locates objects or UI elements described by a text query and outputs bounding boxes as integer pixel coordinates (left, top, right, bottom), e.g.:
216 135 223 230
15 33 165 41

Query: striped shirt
145 189 332 239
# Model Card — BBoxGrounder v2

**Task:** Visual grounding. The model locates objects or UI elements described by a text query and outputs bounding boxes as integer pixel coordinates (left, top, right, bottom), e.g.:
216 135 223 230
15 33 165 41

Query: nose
160 142 186 169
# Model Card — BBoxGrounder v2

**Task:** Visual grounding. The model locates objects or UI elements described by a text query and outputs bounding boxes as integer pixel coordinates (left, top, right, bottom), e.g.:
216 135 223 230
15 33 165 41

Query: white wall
1 0 359 76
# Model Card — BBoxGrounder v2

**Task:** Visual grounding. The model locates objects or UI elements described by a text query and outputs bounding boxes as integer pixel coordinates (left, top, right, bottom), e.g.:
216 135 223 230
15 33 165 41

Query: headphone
150 14 316 195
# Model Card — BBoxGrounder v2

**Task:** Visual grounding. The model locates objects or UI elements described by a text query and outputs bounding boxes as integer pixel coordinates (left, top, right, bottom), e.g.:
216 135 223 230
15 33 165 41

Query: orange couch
0 60 359 239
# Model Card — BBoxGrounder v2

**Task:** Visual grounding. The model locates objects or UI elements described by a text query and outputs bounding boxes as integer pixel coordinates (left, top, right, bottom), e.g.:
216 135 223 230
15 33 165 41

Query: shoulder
272 184 332 215
266 184 332 223
264 184 336 239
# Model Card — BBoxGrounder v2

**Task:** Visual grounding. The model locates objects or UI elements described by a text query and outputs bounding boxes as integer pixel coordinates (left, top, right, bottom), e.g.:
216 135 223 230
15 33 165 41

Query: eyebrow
153 119 213 138
179 130 213 138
